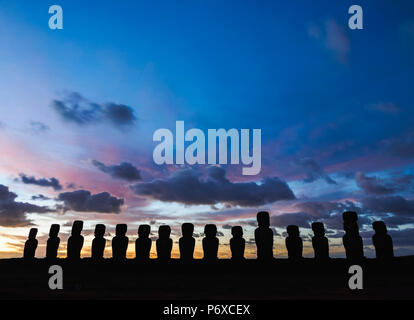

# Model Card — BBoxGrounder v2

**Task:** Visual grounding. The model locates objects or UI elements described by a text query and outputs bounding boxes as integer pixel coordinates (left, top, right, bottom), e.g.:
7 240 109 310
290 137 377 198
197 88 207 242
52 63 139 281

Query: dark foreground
0 257 413 300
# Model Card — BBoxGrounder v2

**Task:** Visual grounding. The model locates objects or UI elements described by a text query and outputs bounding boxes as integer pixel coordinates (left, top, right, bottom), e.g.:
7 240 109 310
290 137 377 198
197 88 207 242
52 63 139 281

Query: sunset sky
1 0 414 259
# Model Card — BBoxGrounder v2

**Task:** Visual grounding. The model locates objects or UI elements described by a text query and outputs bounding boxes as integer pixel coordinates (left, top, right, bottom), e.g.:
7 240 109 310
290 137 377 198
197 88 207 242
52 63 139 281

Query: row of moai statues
23 211 394 261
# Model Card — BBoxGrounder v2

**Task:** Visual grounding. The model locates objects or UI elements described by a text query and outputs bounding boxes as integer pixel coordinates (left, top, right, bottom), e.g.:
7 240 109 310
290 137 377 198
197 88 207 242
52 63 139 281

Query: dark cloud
51 92 136 128
297 158 336 184
388 228 414 246
131 167 295 207
222 224 232 229
31 194 50 201
270 200 364 230
19 174 62 191
92 160 141 181
362 196 414 217
355 172 397 195
0 184 53 227
57 189 124 213
271 212 313 228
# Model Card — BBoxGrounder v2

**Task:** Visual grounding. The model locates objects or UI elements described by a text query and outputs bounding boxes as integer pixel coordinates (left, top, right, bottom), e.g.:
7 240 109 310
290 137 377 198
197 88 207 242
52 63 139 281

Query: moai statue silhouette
67 220 84 260
342 211 364 261
46 224 60 259
372 221 394 260
112 224 129 261
202 224 219 261
285 225 303 261
136 224 152 261
254 211 274 261
230 226 245 260
156 225 172 261
23 228 38 260
179 223 195 261
311 222 329 261
91 224 106 260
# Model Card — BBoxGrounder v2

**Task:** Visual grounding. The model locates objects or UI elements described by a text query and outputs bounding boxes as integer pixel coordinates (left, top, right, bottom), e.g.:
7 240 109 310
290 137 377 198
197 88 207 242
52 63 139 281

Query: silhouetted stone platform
1 257 414 299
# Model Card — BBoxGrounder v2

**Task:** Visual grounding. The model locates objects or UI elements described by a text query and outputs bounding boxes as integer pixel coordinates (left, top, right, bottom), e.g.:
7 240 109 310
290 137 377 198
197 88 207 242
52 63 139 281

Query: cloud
270 200 363 230
19 174 62 191
362 196 414 217
57 189 124 213
297 158 336 184
270 212 313 228
29 121 50 133
31 194 50 201
92 160 141 181
355 172 397 195
308 19 350 64
131 167 295 207
368 102 401 114
51 92 136 128
0 184 53 227
382 133 414 158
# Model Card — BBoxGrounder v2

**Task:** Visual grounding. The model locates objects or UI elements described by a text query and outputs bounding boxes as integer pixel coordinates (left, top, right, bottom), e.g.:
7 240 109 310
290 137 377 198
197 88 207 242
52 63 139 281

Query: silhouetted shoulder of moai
156 225 172 261
372 221 394 260
285 225 303 261
91 224 106 260
179 223 195 261
46 224 60 259
67 220 84 260
254 211 274 261
136 224 152 261
112 224 129 261
23 228 38 260
311 222 329 261
342 211 364 261
202 224 219 261
230 226 245 260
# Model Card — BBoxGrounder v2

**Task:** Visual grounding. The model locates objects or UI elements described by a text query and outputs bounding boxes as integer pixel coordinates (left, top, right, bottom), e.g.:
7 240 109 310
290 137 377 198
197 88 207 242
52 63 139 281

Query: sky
0 0 414 259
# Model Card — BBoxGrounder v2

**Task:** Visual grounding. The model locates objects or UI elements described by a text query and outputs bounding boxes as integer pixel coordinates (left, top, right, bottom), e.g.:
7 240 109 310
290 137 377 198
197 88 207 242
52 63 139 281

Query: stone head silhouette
71 220 83 235
138 224 151 238
49 224 60 238
46 224 60 259
136 224 152 261
156 225 172 261
286 225 303 260
182 223 194 237
94 224 106 238
67 220 84 260
343 211 358 222
179 223 195 261
287 225 299 237
372 221 393 260
311 222 325 237
311 222 329 261
257 211 270 228
255 211 273 261
28 227 38 239
92 224 106 260
112 224 129 261
372 221 387 235
24 228 38 260
159 225 171 239
203 224 219 261
230 226 245 260
204 224 217 238
116 224 127 237
342 211 364 261
231 226 243 238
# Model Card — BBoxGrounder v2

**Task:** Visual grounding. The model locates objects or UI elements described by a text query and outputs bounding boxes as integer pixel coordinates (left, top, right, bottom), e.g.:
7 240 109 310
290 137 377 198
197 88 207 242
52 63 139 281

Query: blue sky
0 0 414 258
